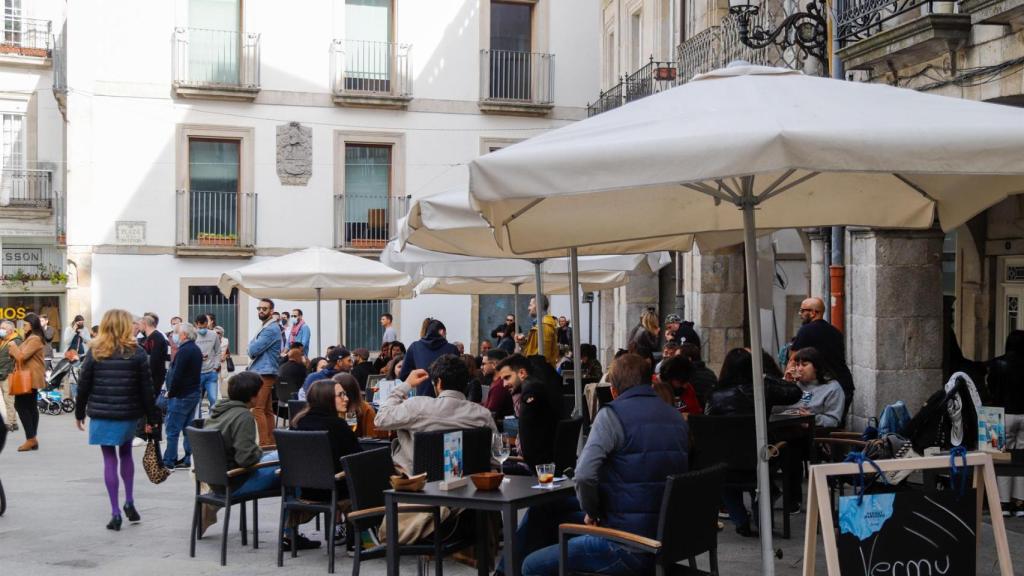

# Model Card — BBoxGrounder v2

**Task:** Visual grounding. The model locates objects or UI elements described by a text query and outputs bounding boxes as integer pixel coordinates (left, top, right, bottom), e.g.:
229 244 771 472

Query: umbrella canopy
413 271 629 296
469 64 1024 255
218 247 414 301
398 167 694 257
466 64 1024 576
383 240 670 280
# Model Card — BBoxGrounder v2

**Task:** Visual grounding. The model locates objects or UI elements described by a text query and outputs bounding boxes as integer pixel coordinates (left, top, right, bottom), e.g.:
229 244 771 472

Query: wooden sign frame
802 452 1014 576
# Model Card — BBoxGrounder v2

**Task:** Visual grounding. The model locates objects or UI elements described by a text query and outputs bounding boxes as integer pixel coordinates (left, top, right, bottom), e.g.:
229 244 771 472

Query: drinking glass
535 463 556 486
346 411 358 434
493 433 511 466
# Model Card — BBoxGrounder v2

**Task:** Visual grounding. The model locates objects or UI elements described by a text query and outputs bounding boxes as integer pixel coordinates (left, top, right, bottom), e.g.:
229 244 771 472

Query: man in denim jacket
247 298 281 445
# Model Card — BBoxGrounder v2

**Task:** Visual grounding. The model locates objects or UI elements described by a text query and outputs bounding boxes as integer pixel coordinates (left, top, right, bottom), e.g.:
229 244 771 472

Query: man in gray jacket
374 354 496 474
193 314 222 418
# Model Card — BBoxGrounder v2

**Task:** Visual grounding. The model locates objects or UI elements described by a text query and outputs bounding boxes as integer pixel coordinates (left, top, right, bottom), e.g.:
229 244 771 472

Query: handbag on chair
8 360 34 396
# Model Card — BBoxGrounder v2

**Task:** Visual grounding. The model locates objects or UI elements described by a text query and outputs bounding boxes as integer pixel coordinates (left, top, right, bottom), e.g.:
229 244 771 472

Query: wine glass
493 432 511 481
346 410 359 434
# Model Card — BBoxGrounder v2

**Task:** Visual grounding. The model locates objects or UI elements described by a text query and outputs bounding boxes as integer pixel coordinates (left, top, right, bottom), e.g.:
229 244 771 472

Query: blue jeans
195 371 219 419
233 451 281 497
722 487 750 528
521 535 653 576
163 390 200 467
497 496 584 574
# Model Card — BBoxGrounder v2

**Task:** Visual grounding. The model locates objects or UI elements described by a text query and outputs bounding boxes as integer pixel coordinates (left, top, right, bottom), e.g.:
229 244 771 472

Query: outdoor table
384 476 577 576
358 437 391 452
768 413 815 453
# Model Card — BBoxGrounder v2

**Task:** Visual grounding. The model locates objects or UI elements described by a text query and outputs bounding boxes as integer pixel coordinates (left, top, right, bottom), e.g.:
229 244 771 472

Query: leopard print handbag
143 436 171 484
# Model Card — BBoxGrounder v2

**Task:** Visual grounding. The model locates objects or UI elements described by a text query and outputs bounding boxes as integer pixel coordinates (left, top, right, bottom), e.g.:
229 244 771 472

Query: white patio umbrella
412 272 630 296
468 64 1024 574
218 247 415 356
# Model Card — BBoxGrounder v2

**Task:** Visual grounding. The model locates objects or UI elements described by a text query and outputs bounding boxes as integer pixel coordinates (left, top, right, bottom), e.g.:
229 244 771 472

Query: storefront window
0 294 62 347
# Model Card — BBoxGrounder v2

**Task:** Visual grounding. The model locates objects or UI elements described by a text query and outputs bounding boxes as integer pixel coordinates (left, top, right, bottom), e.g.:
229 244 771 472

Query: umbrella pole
513 283 521 329
568 248 583 419
316 287 322 357
740 177 776 576
532 260 546 355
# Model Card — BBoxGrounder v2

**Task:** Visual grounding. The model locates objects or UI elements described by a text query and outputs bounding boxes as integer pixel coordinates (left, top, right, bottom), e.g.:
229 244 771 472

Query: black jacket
988 352 1024 414
75 347 160 423
518 376 562 468
351 360 375 390
290 408 362 500
491 322 519 340
399 325 459 396
277 360 308 390
142 330 169 387
168 340 202 398
689 362 718 406
705 377 803 417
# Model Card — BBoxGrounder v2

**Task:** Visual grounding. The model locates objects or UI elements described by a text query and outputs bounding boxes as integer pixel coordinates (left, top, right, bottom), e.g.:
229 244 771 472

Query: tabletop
385 475 576 508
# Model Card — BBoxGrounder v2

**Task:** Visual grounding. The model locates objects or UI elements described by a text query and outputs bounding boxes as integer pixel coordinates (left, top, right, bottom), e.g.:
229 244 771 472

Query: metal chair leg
239 499 248 546
189 500 200 557
252 499 259 549
221 502 232 566
351 521 362 576
277 498 286 567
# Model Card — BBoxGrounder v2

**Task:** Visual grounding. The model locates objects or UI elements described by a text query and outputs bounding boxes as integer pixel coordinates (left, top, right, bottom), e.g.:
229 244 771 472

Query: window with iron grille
343 299 391 352
187 285 238 354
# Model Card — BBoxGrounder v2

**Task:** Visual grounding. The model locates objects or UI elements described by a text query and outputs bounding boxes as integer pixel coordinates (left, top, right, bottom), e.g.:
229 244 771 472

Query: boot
17 438 38 451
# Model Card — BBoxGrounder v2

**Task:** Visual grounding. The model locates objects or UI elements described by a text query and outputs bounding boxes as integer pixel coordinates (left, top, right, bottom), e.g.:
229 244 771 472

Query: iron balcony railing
1 16 50 57
331 39 412 98
173 27 261 90
837 0 951 44
334 194 410 250
587 58 676 116
0 169 53 208
675 10 794 85
480 49 554 105
587 81 625 117
175 189 257 249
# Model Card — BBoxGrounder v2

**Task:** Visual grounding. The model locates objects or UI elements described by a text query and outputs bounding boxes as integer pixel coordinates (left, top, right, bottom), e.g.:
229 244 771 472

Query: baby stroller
42 355 80 415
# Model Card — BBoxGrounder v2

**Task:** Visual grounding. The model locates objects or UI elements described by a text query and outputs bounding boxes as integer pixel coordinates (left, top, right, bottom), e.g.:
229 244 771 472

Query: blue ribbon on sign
948 445 968 498
843 451 890 504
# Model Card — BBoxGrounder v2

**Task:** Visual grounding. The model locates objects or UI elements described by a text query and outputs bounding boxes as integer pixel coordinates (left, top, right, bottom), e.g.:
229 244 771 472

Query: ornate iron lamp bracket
730 1 829 72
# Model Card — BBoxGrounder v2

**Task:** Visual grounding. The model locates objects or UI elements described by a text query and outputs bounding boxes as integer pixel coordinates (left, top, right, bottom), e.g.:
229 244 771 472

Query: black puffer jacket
705 377 803 416
75 347 160 422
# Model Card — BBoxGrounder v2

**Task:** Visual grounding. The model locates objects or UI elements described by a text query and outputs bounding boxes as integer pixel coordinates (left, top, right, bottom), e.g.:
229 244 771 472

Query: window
344 0 394 92
343 143 392 249
188 285 239 354
1 113 25 203
630 10 643 71
490 1 533 100
188 0 240 85
344 299 390 351
188 138 240 246
3 0 21 46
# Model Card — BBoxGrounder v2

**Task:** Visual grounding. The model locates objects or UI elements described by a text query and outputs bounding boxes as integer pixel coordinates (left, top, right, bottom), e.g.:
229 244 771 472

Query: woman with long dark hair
8 312 46 451
333 373 384 438
290 379 361 497
74 309 160 530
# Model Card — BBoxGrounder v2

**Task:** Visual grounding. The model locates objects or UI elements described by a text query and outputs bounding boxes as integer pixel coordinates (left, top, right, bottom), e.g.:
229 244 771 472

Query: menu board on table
440 430 467 490
978 406 1006 453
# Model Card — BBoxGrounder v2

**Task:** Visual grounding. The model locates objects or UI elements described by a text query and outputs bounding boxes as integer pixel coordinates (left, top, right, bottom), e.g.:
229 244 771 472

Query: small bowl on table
390 473 427 492
470 472 504 491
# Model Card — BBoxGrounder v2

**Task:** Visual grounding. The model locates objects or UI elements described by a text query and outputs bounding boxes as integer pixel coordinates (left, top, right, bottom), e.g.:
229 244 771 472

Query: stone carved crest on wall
276 122 312 185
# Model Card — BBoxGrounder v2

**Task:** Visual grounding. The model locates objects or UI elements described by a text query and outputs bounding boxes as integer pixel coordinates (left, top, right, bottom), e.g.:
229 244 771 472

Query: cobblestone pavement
1 417 1021 575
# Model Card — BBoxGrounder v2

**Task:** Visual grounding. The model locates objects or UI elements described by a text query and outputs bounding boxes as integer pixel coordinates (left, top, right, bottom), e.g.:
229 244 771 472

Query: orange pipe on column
830 265 845 333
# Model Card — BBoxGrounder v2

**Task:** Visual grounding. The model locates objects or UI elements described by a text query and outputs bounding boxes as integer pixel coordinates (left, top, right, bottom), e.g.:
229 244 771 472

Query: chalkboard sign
802 452 1013 576
836 489 976 575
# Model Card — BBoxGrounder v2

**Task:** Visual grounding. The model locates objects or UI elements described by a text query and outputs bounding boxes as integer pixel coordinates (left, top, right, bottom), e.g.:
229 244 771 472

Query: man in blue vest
516 353 689 576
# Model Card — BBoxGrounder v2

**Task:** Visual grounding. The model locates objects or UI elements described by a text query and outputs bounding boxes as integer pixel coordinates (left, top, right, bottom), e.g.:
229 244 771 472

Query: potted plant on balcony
196 232 239 247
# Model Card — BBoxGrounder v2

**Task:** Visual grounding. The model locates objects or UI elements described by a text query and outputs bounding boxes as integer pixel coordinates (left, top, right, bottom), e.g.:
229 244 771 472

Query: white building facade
51 0 599 357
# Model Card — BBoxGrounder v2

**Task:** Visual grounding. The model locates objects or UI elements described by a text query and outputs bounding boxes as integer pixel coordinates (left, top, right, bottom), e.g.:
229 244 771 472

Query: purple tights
101 442 134 517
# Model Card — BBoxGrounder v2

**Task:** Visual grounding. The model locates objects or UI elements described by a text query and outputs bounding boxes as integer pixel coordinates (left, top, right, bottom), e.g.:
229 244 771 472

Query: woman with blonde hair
75 309 160 530
627 310 660 362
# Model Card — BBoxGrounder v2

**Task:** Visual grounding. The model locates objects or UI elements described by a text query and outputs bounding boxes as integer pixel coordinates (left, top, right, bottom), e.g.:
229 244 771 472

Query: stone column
683 245 747 373
807 229 829 303
598 269 659 367
848 229 944 430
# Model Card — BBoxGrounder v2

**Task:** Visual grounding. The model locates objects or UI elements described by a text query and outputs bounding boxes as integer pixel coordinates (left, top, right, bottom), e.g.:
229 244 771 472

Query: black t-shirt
791 319 853 392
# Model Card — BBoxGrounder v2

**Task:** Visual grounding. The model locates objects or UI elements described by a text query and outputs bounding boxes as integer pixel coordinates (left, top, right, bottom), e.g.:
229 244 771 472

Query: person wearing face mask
0 320 22 432
193 314 222 419
8 313 47 451
163 322 203 469
288 309 310 357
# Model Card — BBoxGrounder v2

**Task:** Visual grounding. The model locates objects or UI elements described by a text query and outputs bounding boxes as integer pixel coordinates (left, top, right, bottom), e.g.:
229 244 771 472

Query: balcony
963 0 1024 24
1 169 53 215
175 189 257 257
331 39 412 109
334 194 409 251
1 244 67 290
587 58 677 117
0 16 50 66
172 27 261 101
479 49 554 116
836 0 970 72
51 31 66 116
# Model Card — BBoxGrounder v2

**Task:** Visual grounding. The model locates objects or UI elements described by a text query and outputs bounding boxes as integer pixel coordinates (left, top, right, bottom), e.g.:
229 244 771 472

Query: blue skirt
89 418 138 446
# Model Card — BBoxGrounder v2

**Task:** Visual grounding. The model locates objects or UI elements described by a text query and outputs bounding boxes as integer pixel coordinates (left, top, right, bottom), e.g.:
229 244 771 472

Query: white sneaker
132 437 145 447
1014 510 1024 518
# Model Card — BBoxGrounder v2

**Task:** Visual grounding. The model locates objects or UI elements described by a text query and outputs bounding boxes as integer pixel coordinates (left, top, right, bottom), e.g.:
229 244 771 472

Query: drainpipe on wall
830 1 846 332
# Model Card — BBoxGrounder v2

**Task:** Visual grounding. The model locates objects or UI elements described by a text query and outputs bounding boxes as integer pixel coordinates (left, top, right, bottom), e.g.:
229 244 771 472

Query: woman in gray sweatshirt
773 347 845 428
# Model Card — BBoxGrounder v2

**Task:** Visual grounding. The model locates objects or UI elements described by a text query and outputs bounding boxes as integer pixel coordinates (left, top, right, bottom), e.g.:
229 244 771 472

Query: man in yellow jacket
518 296 559 366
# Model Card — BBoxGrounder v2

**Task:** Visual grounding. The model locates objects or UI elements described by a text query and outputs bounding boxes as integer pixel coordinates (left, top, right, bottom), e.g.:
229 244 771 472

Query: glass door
188 138 240 246
490 1 532 100
189 0 240 85
345 0 393 93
